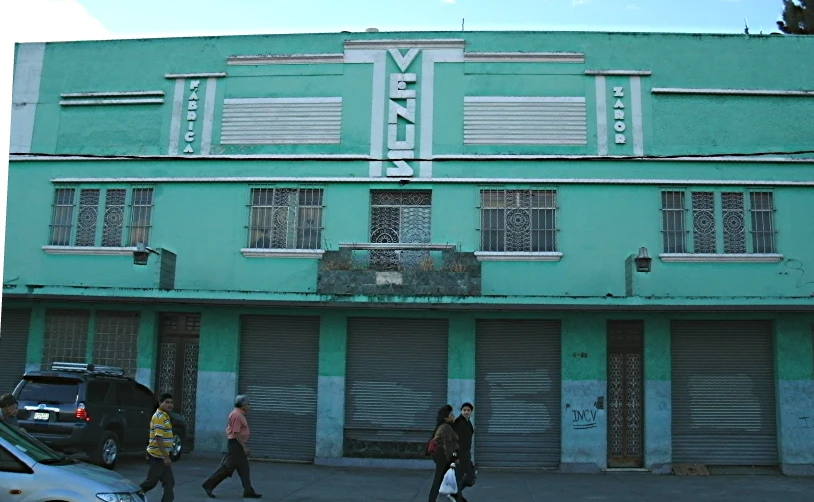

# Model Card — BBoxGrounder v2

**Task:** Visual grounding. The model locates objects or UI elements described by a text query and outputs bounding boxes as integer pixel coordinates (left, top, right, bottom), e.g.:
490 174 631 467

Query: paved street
113 454 814 502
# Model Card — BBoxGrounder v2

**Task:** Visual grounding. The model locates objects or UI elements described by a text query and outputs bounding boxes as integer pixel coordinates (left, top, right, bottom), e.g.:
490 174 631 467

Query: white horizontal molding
228 53 344 65
61 91 165 98
60 98 164 106
343 39 465 50
475 252 563 262
339 243 457 251
164 72 228 79
464 96 587 146
49 177 814 186
42 246 137 256
651 87 814 97
240 248 324 259
16 153 814 164
465 52 584 63
585 70 652 76
659 253 784 263
221 97 343 145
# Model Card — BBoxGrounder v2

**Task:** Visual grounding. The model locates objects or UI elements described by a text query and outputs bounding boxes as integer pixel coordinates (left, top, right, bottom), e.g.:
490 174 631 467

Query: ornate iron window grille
749 191 776 254
660 191 687 254
246 188 324 250
75 189 100 247
49 188 76 246
369 190 432 270
128 188 154 246
102 189 126 247
479 189 558 252
660 189 777 254
92 311 139 377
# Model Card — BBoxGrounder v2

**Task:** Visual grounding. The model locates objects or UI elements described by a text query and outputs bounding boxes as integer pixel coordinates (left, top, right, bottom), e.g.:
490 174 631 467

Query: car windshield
17 377 81 404
0 420 65 463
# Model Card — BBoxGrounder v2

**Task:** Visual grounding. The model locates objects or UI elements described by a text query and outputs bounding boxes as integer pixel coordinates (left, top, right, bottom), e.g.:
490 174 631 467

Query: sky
0 0 795 280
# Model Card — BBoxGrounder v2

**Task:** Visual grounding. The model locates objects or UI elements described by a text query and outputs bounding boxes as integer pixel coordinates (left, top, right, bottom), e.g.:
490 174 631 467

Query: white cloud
626 4 640 10
572 0 589 5
443 0 456 3
4 0 111 43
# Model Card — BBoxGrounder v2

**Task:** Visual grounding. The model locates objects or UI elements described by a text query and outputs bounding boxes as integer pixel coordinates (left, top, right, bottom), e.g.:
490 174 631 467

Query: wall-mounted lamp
635 247 652 273
133 243 160 266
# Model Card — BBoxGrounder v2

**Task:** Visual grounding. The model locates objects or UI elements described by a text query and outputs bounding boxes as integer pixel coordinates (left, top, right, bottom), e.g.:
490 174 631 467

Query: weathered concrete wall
315 312 347 460
643 316 671 474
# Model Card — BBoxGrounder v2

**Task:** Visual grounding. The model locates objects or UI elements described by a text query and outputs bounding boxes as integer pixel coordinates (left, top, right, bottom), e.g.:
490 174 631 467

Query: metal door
607 321 644 468
671 320 777 465
0 309 31 393
238 315 319 462
156 313 200 447
475 319 562 468
344 318 448 458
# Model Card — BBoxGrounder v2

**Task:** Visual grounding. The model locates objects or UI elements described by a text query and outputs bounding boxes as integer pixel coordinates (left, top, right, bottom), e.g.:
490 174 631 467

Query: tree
777 0 814 34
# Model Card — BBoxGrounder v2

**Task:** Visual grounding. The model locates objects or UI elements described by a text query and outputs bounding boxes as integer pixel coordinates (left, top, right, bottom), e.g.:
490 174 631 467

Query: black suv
12 362 188 469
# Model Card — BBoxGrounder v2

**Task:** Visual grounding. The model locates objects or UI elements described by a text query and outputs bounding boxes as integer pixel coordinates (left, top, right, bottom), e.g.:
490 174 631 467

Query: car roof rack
51 361 126 376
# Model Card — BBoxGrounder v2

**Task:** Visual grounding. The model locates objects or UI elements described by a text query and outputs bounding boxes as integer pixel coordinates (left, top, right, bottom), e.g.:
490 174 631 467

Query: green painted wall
561 316 606 381
21 31 814 157
643 317 671 381
198 308 240 373
774 315 814 381
448 315 475 381
5 160 814 303
318 312 347 378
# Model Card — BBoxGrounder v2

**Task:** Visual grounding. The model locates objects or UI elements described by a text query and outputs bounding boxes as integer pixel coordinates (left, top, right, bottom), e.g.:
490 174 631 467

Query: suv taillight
75 402 90 422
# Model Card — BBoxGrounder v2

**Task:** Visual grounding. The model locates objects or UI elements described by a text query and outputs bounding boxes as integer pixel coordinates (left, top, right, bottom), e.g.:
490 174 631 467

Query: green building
4 30 814 474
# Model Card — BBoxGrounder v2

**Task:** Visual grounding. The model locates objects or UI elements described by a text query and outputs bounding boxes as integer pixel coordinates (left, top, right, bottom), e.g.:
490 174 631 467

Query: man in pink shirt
202 395 262 498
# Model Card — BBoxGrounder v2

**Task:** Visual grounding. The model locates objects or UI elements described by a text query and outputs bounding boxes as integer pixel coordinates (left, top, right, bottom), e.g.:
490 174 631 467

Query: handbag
425 437 437 456
463 464 478 487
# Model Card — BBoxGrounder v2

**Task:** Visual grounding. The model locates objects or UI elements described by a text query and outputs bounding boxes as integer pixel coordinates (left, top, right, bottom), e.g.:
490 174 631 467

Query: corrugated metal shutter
0 309 31 393
671 320 777 465
344 318 448 452
239 316 319 462
475 320 562 468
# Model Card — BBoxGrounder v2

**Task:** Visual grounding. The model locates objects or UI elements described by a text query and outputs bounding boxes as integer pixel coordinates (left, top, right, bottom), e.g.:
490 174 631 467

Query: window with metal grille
42 310 90 369
247 188 324 249
92 311 140 377
370 190 432 270
660 189 776 254
479 189 557 252
47 187 154 247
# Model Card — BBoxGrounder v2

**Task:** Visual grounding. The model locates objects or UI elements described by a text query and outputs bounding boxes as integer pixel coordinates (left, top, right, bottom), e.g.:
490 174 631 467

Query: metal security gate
0 309 32 393
671 320 777 465
239 316 319 462
475 320 562 468
344 318 448 458
607 321 644 468
157 313 200 447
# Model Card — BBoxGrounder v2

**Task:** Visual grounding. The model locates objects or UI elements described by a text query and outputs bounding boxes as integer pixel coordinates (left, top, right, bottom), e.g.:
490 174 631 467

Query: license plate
33 412 50 421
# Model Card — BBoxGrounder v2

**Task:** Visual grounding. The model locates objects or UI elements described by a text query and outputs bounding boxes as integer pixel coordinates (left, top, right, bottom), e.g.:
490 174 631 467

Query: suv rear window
17 378 81 404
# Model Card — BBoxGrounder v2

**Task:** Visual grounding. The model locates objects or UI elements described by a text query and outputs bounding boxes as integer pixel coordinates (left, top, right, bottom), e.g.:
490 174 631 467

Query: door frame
606 320 645 469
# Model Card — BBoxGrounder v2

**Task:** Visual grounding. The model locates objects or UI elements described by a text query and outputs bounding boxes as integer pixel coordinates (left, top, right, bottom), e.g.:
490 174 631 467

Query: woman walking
427 404 464 502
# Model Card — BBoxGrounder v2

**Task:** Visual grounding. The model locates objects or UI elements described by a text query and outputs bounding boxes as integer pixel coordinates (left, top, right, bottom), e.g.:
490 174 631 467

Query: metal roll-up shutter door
671 320 777 465
475 320 562 468
239 315 319 462
0 309 32 393
345 318 448 457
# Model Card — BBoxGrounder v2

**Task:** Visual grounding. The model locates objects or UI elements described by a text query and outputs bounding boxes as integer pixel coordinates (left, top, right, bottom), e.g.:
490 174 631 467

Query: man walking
139 393 175 502
202 394 262 498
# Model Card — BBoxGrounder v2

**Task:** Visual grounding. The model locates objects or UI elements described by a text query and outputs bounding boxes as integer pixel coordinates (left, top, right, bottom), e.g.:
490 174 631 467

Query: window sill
42 246 137 256
475 252 563 262
659 253 784 263
240 248 325 259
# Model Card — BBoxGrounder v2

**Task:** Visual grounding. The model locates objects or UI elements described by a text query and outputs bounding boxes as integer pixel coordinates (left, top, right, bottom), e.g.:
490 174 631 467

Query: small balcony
317 243 481 297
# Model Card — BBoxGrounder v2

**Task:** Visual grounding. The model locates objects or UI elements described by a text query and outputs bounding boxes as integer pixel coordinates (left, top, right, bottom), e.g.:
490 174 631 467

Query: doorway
607 321 644 468
156 313 200 449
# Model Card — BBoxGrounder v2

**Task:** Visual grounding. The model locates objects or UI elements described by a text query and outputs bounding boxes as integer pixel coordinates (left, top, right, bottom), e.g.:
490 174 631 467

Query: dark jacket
453 415 474 457
432 423 460 461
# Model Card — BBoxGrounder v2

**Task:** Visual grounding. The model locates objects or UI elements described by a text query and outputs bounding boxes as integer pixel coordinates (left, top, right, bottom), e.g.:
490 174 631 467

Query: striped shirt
146 410 174 458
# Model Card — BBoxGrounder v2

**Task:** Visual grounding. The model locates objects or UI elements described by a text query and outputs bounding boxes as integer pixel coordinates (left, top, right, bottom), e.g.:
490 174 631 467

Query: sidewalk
116 455 814 502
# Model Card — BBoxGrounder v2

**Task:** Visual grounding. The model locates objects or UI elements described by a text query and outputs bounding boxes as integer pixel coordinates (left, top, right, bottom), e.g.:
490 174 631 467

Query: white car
0 420 145 502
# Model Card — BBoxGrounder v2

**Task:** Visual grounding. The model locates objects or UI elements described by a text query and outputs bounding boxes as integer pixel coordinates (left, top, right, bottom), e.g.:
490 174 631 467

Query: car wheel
170 431 184 462
93 431 120 470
